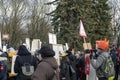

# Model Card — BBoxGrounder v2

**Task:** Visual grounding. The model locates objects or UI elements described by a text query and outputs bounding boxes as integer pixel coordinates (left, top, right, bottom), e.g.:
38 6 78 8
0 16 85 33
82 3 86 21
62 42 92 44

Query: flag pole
83 37 88 49
79 20 90 80
83 37 86 43
83 37 88 80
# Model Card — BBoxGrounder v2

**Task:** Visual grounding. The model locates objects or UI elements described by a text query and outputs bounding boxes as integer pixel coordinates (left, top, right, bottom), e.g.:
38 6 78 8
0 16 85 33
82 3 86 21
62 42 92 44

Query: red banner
85 54 90 75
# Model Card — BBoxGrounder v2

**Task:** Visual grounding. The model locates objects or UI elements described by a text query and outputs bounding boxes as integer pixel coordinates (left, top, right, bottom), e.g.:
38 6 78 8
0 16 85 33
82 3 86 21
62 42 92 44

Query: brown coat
31 57 58 80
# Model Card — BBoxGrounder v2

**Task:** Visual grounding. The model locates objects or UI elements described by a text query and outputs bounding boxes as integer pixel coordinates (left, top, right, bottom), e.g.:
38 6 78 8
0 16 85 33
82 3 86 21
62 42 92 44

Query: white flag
79 20 87 38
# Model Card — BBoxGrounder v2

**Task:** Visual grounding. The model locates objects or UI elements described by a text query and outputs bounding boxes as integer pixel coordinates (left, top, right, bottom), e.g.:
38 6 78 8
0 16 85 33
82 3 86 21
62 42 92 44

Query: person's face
96 48 102 54
75 54 80 59
37 54 42 61
71 49 75 55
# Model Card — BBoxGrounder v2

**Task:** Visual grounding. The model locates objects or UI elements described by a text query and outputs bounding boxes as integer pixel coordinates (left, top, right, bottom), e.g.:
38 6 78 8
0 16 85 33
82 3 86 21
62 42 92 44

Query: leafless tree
0 0 51 49
108 0 120 46
0 0 27 48
27 0 51 44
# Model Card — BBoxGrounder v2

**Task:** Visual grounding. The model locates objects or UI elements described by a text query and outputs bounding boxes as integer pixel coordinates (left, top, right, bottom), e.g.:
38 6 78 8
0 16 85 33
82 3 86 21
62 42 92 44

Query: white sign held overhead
31 39 42 52
2 34 9 40
3 46 7 52
48 33 57 44
52 44 63 66
25 38 30 50
65 43 69 50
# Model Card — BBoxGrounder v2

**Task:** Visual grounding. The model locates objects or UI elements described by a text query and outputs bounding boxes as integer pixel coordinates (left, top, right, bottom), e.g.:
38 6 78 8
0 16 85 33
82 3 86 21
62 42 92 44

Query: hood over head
17 45 31 56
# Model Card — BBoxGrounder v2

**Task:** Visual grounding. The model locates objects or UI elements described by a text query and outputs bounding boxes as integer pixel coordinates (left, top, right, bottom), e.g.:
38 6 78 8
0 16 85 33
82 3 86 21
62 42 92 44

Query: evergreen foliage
49 0 112 50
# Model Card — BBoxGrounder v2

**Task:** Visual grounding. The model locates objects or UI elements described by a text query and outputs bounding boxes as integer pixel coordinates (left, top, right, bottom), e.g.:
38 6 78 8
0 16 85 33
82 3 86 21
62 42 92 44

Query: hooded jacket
31 57 58 80
91 51 109 78
14 45 37 80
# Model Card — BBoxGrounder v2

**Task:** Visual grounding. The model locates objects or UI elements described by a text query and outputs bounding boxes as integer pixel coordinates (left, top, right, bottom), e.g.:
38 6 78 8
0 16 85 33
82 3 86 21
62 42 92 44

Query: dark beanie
38 45 55 58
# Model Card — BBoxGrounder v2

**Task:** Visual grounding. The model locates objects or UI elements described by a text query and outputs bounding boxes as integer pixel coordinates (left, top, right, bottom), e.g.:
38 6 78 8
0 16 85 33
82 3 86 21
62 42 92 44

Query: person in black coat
66 48 77 80
59 52 71 80
14 45 38 80
76 52 86 80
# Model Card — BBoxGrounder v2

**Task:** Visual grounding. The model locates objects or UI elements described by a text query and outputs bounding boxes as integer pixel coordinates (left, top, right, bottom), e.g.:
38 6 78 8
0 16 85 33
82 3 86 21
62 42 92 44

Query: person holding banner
76 49 92 80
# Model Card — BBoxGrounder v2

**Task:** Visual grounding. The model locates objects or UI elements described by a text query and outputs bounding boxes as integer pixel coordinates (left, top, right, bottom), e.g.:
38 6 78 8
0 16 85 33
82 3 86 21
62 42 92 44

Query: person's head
38 45 55 58
96 38 109 54
96 39 109 54
0 52 8 57
84 49 91 54
66 48 75 55
75 51 81 58
59 51 67 59
7 47 16 57
110 45 116 51
34 49 42 61
17 45 31 56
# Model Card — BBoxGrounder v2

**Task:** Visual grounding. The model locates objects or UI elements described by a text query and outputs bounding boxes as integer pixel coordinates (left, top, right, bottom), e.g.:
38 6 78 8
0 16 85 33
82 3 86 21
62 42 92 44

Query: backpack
102 55 115 78
21 63 34 76
20 56 34 77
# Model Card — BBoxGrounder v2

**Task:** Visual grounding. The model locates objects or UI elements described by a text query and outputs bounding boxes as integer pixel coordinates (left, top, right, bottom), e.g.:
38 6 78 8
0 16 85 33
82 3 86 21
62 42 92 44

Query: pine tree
49 0 112 50
90 0 112 46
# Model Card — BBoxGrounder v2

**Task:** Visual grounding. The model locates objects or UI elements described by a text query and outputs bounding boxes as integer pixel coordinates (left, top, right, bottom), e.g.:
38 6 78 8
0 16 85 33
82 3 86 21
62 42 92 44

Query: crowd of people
0 39 120 80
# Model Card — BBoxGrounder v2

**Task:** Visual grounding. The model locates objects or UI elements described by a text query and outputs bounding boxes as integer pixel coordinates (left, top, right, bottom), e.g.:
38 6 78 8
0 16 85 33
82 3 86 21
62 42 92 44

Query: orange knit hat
96 38 109 51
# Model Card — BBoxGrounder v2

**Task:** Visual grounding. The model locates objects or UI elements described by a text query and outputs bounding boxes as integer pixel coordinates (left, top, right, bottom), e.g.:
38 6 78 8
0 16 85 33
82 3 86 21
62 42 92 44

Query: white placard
52 44 63 66
65 43 69 50
31 39 42 52
26 38 30 50
52 44 63 58
48 33 57 44
2 34 9 39
3 46 7 52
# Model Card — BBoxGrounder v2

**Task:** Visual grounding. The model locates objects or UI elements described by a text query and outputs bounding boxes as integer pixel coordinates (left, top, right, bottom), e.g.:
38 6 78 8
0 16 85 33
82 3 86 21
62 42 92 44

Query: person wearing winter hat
38 45 55 58
90 39 110 80
31 45 58 80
